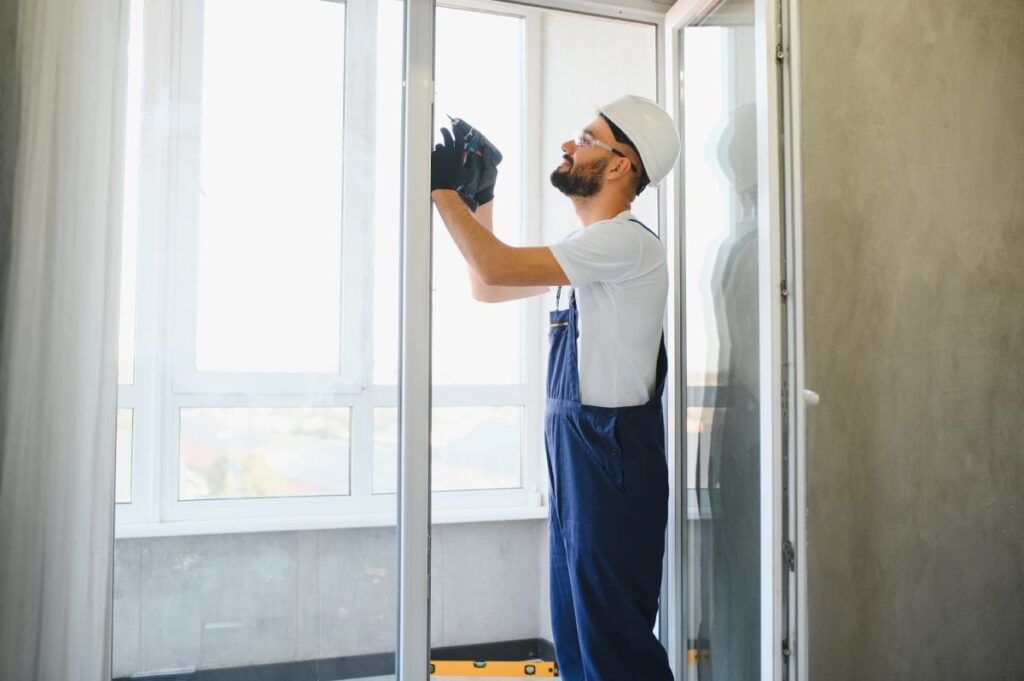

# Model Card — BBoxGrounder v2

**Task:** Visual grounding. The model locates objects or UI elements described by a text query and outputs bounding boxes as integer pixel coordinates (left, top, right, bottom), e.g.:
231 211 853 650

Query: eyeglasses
572 129 639 174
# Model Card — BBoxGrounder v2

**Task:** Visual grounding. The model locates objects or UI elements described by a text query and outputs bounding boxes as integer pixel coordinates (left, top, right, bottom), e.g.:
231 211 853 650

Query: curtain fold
0 0 129 678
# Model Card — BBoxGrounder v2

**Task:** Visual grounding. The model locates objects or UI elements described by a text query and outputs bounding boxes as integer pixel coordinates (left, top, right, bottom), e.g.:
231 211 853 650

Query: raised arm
430 124 569 295
432 190 570 290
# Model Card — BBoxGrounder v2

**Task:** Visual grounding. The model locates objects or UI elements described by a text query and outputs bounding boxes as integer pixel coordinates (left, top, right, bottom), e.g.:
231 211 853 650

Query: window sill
114 501 549 539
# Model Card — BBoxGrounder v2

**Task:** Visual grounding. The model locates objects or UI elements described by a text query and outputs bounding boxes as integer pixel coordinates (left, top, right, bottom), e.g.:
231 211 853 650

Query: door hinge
780 278 789 298
776 43 785 62
782 638 792 660
783 539 796 572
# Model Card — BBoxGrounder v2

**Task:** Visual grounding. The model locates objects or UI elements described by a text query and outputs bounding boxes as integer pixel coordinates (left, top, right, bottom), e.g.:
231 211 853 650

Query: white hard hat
597 95 681 189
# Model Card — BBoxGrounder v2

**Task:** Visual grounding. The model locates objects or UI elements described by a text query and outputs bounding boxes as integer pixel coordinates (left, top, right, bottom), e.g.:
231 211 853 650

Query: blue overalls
545 220 673 681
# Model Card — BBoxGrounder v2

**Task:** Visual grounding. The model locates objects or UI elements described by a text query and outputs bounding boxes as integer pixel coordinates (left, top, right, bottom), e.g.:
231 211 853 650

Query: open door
660 0 798 678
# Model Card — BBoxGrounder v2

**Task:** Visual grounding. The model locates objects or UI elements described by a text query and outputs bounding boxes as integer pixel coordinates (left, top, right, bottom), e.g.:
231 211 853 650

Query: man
430 95 680 681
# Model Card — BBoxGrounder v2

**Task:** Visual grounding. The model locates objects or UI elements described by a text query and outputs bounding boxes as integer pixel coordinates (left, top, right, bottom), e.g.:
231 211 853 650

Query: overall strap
628 217 660 241
653 334 669 398
554 286 577 310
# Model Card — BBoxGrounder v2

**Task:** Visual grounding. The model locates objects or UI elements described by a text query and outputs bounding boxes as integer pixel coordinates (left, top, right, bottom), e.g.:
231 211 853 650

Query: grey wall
0 0 17 339
112 520 548 678
800 1 1024 679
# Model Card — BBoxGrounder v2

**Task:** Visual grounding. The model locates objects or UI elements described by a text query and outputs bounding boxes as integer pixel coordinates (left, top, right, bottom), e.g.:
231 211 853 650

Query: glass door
662 0 789 678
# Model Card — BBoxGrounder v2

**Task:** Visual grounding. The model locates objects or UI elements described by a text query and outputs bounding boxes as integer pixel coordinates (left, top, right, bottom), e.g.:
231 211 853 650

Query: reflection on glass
683 5 761 679
373 406 523 494
115 408 133 503
179 407 351 500
194 0 345 374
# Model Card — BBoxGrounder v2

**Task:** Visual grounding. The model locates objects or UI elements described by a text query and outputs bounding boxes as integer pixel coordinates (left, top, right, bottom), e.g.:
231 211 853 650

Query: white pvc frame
780 0 809 675
396 1 434 677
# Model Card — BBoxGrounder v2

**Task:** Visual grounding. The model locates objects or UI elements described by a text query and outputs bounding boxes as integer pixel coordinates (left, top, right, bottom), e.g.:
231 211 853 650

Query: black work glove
450 117 502 209
468 145 499 207
456 151 484 211
431 126 472 193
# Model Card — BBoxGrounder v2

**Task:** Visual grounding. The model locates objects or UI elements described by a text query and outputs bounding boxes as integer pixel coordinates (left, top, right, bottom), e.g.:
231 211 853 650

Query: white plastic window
114 0 541 534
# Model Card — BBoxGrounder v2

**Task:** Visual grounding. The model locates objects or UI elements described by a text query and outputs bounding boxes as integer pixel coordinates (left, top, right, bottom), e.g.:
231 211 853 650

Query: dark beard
549 157 609 197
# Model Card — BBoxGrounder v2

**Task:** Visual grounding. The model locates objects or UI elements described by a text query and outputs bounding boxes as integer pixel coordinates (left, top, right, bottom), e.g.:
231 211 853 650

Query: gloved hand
431 126 472 194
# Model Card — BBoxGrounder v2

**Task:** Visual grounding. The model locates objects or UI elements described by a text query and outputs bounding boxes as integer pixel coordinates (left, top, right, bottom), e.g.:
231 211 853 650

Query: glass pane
115 409 133 504
429 8 525 386
373 406 523 494
681 3 761 678
374 8 527 386
374 9 526 386
194 0 344 373
426 7 661 676
179 406 351 500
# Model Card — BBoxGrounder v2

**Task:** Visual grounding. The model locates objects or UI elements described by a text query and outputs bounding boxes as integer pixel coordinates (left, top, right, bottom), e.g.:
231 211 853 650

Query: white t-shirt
547 210 668 408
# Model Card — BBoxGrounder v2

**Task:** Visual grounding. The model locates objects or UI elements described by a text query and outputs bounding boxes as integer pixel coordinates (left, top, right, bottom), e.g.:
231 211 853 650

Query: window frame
115 0 548 535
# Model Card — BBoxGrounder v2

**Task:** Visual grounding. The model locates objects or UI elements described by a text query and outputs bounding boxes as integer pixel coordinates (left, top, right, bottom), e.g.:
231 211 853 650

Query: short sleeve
548 220 644 286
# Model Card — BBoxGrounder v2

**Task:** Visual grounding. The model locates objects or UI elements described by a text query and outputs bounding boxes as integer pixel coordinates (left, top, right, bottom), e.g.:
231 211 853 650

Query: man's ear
609 156 633 180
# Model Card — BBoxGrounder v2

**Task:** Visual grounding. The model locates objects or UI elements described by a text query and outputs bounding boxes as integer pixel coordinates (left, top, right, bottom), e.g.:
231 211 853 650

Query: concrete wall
112 520 547 677
0 0 17 318
800 1 1024 678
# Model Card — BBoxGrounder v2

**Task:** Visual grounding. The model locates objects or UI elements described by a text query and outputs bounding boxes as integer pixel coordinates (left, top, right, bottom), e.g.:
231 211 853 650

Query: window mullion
342 0 379 501
523 6 547 505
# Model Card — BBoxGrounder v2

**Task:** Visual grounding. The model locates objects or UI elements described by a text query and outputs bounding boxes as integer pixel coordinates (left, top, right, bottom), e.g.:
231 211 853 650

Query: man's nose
561 139 576 154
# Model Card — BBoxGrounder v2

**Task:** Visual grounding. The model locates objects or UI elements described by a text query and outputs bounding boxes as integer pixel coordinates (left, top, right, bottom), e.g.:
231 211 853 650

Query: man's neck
570 195 631 227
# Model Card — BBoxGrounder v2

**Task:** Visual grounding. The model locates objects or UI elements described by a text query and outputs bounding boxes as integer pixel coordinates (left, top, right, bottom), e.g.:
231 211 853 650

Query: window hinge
782 638 792 660
776 44 785 62
780 278 789 298
783 539 796 572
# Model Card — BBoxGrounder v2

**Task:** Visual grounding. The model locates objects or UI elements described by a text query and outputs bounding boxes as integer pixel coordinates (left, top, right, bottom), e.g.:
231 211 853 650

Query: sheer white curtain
0 0 129 678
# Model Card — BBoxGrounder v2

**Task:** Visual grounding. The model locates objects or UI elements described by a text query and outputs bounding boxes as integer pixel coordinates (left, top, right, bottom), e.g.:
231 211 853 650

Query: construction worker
430 95 681 681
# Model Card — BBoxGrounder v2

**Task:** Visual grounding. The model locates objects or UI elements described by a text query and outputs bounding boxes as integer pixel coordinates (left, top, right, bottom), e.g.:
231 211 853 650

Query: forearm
465 202 549 302
431 188 567 288
432 189 507 279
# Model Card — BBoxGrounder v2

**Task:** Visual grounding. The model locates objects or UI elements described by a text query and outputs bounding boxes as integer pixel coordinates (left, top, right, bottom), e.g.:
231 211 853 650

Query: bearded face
549 154 612 198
